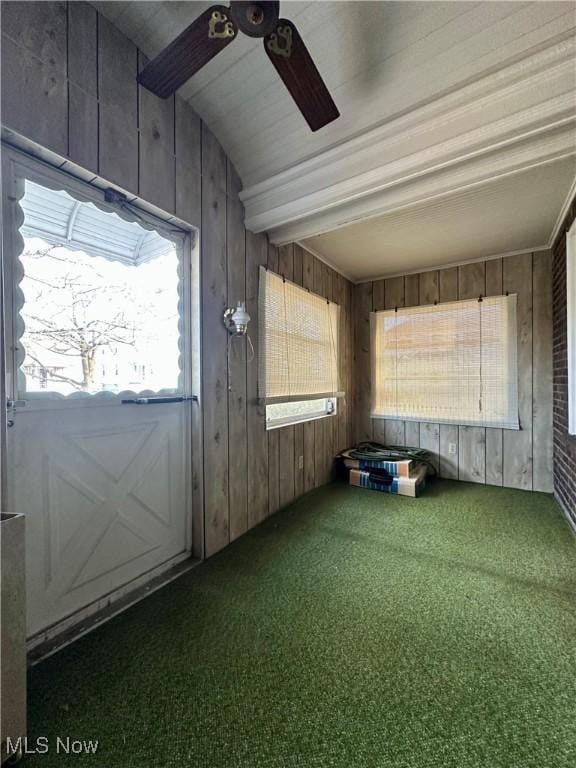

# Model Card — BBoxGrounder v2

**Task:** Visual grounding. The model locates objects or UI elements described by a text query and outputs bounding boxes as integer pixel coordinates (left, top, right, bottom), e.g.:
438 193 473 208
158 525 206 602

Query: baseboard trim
28 555 200 666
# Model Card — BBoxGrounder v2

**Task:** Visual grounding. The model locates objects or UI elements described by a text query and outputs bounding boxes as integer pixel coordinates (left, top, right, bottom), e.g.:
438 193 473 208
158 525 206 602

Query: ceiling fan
138 1 339 132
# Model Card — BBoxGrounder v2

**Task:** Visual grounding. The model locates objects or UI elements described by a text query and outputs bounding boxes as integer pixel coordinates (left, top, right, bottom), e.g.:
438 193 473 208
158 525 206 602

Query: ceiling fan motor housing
230 1 279 38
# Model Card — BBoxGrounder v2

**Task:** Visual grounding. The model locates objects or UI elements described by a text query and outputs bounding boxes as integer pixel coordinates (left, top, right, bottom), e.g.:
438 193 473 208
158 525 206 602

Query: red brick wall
552 197 576 525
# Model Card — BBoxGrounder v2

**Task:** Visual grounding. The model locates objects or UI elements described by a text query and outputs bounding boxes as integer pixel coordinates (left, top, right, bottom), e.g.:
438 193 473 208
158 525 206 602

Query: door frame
1 142 203 645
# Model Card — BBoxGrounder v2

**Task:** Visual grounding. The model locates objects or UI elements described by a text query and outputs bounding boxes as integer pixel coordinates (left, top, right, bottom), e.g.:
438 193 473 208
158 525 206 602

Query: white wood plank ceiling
304 159 576 282
92 1 576 279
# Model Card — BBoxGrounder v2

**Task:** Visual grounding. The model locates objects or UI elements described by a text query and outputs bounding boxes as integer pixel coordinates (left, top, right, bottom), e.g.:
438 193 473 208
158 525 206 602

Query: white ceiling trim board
352 246 552 286
242 36 575 239
256 116 575 240
267 133 576 245
247 96 575 229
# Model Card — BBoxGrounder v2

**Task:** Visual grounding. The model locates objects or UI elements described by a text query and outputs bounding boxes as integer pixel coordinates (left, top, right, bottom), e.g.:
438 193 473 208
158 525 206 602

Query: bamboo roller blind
371 295 519 429
259 267 340 404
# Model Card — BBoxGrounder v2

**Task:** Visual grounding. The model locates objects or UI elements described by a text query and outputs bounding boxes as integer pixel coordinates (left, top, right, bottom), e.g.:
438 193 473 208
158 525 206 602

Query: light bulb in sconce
223 301 251 336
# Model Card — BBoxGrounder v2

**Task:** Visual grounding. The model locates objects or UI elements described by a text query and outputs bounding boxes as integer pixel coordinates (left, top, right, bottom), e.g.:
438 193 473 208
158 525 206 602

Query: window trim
265 397 336 431
568 220 576 436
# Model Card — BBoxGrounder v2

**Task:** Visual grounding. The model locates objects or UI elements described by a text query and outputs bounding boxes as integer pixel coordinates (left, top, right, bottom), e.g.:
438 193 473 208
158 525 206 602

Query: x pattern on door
18 407 187 636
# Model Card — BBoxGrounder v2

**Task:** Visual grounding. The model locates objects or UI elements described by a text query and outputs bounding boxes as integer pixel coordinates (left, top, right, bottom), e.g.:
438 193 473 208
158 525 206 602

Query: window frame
2 145 194 405
265 396 337 431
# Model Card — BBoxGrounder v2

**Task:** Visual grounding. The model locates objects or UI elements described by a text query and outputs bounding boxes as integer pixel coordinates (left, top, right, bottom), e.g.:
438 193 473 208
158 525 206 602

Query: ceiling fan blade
264 20 339 132
138 5 238 98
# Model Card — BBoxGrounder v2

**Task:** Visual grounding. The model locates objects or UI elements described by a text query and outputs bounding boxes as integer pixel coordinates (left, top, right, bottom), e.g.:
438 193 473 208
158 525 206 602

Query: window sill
266 411 336 431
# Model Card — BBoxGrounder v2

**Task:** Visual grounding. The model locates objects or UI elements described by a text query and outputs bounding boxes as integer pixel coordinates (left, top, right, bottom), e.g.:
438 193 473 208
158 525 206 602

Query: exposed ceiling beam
240 36 575 244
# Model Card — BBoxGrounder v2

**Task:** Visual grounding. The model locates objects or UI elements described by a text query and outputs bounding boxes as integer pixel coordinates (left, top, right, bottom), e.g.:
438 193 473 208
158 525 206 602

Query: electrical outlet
448 442 457 455
298 455 304 470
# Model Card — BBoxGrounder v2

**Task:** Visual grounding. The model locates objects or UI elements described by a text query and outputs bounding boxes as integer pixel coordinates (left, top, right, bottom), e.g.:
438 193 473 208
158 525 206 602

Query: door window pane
18 181 181 397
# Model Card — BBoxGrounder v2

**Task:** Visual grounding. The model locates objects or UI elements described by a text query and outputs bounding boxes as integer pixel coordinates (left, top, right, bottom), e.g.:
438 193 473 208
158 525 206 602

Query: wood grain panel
403 275 420 446
347 280 355 447
405 422 420 449
68 2 97 94
246 230 269 528
458 263 486 483
201 129 229 556
458 262 486 301
485 258 504 486
138 52 175 212
68 83 98 173
175 99 201 225
68 3 98 171
532 251 553 493
420 423 440 473
439 426 459 480
1 35 68 157
302 248 316 492
438 266 459 479
419 271 439 306
325 266 338 475
98 15 137 125
346 281 355 448
439 267 458 304
372 280 385 312
503 253 533 490
2 1 68 70
267 244 280 516
417 270 440 469
139 141 176 213
175 98 201 171
405 274 419 307
293 246 305 496
355 282 373 443
191 232 204 560
314 259 328 485
322 262 335 482
458 426 486 483
371 279 385 443
333 273 350 453
384 276 405 446
98 15 138 191
485 258 503 297
278 244 296 507
227 162 248 541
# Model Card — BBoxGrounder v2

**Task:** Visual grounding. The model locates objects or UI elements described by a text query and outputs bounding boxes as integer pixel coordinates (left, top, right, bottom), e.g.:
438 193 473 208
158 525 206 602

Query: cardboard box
340 450 413 478
349 463 427 497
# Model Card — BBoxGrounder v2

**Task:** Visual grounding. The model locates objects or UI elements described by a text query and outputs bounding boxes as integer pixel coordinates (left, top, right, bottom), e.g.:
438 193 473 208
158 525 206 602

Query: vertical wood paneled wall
1 1 355 559
354 253 554 493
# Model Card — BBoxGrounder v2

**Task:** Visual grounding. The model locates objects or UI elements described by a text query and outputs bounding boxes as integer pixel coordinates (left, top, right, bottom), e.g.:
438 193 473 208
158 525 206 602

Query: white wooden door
10 399 190 637
3 151 194 638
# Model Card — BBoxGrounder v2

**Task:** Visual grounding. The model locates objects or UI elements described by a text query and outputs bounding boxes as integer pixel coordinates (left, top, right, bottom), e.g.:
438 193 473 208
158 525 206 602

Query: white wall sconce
224 302 254 391
223 301 250 336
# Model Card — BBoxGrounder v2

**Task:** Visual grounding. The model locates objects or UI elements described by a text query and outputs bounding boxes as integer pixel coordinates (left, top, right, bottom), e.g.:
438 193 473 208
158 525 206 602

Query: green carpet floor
26 481 576 767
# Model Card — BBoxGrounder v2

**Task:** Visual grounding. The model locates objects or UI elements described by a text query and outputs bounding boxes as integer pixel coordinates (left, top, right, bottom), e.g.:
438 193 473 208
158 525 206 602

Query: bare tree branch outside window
19 240 179 395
